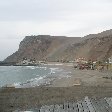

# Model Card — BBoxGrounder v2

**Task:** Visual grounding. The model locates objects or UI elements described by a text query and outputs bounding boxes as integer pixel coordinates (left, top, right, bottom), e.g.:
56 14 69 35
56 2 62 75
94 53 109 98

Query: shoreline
1 63 112 88
1 63 74 88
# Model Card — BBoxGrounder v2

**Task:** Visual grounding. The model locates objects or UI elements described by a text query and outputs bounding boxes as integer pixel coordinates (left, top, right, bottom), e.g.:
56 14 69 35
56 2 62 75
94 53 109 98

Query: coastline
0 64 70 88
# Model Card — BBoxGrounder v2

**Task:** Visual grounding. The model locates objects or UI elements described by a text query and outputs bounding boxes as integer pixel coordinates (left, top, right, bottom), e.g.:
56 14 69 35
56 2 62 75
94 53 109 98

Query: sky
0 0 112 61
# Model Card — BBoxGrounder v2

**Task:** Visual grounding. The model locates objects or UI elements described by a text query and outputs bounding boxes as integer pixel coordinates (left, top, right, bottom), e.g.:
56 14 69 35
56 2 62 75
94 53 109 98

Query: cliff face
4 35 81 62
4 29 112 62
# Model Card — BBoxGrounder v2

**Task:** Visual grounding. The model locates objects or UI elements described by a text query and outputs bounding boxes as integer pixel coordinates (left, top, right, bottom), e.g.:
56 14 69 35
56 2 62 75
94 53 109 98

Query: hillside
64 36 112 61
4 29 112 62
78 29 112 61
84 29 112 39
4 35 81 62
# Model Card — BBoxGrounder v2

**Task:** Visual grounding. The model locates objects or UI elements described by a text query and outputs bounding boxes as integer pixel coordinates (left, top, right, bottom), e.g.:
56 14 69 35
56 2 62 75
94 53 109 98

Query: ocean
0 65 71 88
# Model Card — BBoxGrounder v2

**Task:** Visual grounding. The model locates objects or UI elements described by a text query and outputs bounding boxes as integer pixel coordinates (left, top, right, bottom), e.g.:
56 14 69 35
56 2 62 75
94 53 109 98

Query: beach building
108 56 112 70
75 57 88 64
109 56 112 64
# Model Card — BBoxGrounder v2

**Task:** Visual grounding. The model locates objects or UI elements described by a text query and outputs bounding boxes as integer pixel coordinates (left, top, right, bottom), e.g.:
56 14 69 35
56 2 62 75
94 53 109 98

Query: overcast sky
0 0 112 61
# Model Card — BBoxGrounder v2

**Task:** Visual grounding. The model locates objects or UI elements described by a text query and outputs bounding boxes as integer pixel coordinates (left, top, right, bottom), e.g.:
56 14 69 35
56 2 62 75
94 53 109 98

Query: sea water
0 65 71 88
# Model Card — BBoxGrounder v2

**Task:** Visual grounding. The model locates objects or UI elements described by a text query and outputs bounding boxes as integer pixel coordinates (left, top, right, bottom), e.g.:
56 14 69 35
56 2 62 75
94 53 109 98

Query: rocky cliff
4 35 81 62
4 29 112 62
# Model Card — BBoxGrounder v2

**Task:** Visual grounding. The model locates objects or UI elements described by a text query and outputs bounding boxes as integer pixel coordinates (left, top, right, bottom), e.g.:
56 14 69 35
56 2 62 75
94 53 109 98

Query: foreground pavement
0 86 112 112
13 96 112 112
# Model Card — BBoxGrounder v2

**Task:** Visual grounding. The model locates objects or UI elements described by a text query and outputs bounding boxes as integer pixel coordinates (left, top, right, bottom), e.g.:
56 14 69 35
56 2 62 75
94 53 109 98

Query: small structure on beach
108 56 112 70
74 58 94 70
94 57 112 71
16 58 39 66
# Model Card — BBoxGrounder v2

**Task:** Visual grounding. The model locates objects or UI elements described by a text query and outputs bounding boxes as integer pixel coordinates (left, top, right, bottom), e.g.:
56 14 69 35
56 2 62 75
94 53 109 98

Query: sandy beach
0 63 112 112
49 63 112 87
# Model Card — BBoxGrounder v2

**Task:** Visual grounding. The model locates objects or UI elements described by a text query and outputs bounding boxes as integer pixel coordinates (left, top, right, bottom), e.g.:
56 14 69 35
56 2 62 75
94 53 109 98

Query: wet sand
0 63 112 112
